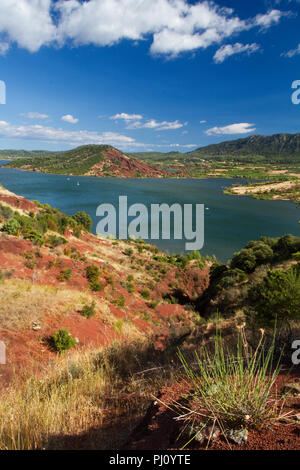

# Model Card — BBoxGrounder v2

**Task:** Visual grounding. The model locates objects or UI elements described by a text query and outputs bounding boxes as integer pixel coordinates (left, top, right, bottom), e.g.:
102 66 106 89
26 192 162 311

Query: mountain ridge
188 132 300 162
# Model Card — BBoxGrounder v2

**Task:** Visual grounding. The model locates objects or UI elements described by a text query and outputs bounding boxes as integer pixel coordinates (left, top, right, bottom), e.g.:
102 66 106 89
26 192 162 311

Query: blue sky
0 0 300 152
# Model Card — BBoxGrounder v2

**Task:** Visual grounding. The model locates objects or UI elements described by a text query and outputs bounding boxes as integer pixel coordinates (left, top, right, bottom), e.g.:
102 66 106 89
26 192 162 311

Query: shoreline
224 178 300 204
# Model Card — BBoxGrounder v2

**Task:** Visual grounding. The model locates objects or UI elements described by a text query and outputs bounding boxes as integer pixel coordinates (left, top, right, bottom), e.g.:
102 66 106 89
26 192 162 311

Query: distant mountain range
2 133 300 173
187 133 300 162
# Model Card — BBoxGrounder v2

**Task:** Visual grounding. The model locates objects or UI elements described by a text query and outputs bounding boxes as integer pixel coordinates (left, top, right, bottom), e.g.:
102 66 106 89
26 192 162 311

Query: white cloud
213 42 260 63
111 113 143 121
0 0 56 53
0 120 135 146
112 112 187 131
200 120 207 123
61 114 79 124
253 9 289 29
0 42 9 55
21 112 49 119
129 119 187 131
0 1 290 58
205 122 256 135
281 44 300 57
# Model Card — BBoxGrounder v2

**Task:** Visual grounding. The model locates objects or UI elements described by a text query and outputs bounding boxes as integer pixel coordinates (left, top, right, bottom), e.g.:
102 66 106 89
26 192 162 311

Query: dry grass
0 279 111 330
0 332 179 450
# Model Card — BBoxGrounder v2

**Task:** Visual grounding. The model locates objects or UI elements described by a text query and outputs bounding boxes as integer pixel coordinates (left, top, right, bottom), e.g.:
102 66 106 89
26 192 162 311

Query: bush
86 265 100 283
177 327 283 437
248 265 300 326
52 328 77 353
47 235 67 248
23 229 44 246
57 268 72 281
73 227 81 238
124 248 134 256
140 289 151 300
273 234 300 261
81 301 96 319
231 248 257 273
113 295 125 307
72 211 92 231
1 218 21 236
127 283 135 293
0 203 13 221
246 241 274 265
23 252 38 270
88 280 103 292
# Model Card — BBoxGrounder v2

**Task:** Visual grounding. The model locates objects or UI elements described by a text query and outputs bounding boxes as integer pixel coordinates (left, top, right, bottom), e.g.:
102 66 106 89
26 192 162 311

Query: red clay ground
124 372 300 451
0 189 210 386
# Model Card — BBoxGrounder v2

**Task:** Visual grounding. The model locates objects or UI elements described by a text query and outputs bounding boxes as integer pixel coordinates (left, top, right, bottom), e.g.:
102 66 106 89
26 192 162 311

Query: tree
231 248 257 273
72 211 92 231
248 265 300 326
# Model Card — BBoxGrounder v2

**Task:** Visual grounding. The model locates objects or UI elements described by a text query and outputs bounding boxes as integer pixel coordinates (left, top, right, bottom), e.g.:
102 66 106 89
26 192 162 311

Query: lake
0 162 299 262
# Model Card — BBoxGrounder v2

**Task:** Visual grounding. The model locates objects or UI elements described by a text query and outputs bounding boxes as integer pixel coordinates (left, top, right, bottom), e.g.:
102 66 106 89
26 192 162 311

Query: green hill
2 144 167 178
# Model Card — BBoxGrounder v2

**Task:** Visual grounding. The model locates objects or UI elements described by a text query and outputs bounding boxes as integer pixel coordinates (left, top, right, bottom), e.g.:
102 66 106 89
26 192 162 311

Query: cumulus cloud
200 120 207 123
0 1 290 58
61 114 79 124
0 119 198 151
21 112 49 119
0 0 56 53
0 120 135 146
281 44 300 57
205 122 256 135
213 42 260 63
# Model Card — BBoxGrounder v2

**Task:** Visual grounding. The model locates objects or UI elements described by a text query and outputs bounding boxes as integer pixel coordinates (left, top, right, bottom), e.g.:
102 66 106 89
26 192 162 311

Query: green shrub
88 280 103 292
73 227 81 238
246 241 274 265
72 211 92 231
47 235 67 248
231 248 257 273
57 268 72 281
140 289 151 300
273 234 300 261
0 203 13 221
124 248 133 256
52 328 77 353
86 265 100 283
248 265 300 326
23 252 38 270
127 283 135 293
80 301 97 319
1 218 21 235
23 229 44 246
113 295 125 307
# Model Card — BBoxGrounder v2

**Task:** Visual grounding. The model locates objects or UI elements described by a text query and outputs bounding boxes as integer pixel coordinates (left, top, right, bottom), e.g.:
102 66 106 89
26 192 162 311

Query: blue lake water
0 162 299 262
